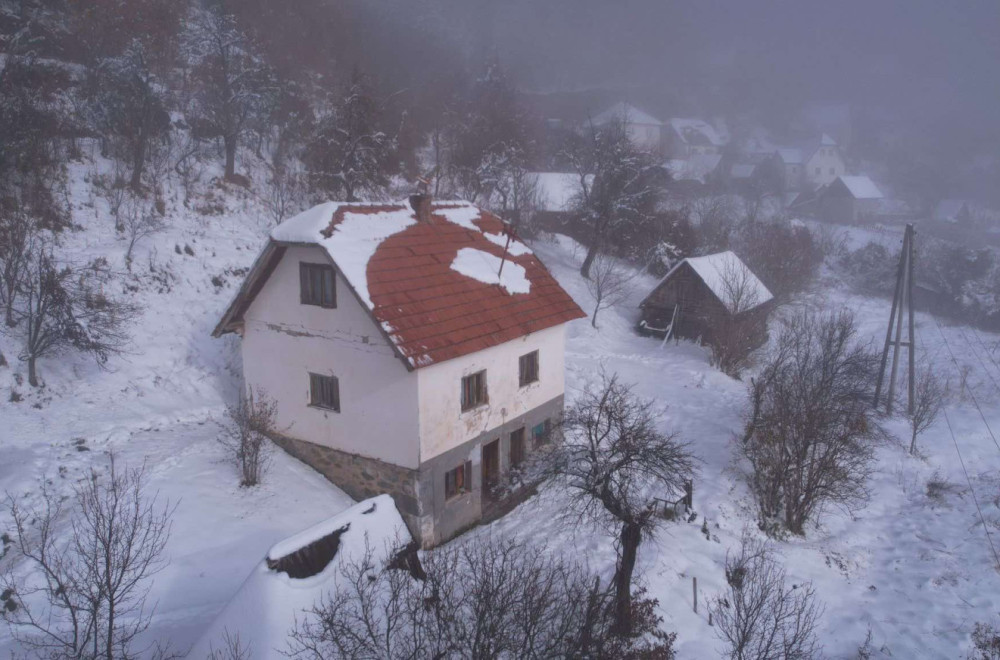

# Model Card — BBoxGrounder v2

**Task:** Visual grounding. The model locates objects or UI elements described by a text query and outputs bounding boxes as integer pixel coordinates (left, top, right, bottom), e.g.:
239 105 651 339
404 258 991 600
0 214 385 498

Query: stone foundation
272 394 565 548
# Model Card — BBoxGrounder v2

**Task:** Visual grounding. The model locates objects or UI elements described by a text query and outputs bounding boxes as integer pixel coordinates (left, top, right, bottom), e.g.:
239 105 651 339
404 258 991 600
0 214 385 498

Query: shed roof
669 118 727 147
592 102 663 126
214 199 585 369
642 251 773 314
836 175 883 199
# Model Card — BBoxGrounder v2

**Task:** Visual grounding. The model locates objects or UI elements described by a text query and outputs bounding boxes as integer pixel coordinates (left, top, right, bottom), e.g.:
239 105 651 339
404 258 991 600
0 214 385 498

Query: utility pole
874 223 916 414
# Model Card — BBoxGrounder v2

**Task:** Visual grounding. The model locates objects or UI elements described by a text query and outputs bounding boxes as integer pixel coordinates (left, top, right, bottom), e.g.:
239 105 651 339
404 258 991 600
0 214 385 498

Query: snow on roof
217 198 585 368
837 175 883 199
592 102 663 126
820 133 837 146
775 148 804 164
645 251 773 313
666 154 722 183
451 247 531 294
186 495 410 659
530 172 589 212
669 118 727 147
934 199 969 221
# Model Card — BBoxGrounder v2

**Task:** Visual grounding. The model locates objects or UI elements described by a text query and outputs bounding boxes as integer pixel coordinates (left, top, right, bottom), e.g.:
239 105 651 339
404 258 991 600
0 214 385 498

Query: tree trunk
580 241 598 279
909 428 917 454
224 134 237 180
613 521 642 635
591 299 601 329
130 138 146 191
0 349 7 368
28 356 38 387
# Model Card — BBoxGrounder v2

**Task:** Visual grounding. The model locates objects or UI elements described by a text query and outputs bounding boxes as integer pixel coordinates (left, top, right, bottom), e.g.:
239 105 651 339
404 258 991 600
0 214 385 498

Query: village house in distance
214 195 585 547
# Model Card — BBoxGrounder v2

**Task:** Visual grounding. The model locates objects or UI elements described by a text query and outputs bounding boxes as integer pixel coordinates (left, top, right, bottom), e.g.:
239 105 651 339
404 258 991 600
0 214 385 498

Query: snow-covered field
2 150 1000 657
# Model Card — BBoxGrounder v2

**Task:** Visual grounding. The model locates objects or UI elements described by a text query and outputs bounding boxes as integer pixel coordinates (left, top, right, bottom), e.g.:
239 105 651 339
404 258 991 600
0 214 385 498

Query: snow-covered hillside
3 147 1000 658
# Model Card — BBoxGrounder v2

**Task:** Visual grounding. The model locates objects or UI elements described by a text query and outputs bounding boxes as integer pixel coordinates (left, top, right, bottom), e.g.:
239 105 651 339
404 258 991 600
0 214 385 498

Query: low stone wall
271 432 422 520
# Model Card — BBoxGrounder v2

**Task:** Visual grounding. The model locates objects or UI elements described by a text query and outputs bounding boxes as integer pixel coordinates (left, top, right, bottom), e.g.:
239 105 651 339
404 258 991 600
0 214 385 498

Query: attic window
300 263 336 308
267 523 349 579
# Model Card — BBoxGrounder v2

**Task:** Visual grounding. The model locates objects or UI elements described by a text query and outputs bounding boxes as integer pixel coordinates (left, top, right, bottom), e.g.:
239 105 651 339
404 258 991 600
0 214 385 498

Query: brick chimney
409 193 432 223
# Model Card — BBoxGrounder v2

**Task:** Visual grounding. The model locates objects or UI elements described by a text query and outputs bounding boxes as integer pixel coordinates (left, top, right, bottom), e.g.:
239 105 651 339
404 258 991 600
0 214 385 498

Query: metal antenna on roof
497 221 516 279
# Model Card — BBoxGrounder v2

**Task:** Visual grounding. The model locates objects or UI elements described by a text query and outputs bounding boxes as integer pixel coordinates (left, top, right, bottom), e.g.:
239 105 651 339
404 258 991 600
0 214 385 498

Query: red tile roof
215 200 585 369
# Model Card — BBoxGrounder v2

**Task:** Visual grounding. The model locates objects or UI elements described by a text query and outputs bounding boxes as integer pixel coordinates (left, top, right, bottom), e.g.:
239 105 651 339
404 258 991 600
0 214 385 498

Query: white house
591 102 663 152
773 134 846 190
214 195 585 547
667 118 729 159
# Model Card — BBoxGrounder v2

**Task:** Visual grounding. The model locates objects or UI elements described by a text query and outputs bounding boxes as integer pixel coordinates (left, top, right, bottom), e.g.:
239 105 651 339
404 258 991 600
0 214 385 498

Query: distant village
528 100 1000 248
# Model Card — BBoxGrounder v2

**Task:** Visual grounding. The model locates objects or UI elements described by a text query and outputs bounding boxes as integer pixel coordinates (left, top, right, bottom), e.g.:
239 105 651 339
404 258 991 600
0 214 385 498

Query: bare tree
1 456 173 660
186 5 275 181
564 115 666 279
908 365 948 455
586 251 634 329
740 310 884 535
712 258 765 377
288 535 675 659
970 621 1000 660
90 39 171 191
304 69 397 202
546 372 695 635
710 530 823 660
15 246 140 386
0 210 35 327
220 386 278 487
691 195 738 254
119 195 164 271
206 629 252 660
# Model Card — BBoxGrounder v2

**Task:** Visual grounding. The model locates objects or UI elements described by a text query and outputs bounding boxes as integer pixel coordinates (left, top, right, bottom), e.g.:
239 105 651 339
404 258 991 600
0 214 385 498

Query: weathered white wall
806 147 846 186
242 245 421 468
416 324 566 462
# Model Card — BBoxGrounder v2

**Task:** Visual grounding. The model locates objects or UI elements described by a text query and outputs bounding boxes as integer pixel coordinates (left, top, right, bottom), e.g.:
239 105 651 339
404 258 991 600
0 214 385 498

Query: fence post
693 576 698 613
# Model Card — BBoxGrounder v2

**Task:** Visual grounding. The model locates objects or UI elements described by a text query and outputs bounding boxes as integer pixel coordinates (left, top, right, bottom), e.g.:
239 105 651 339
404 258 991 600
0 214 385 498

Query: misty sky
443 0 1000 145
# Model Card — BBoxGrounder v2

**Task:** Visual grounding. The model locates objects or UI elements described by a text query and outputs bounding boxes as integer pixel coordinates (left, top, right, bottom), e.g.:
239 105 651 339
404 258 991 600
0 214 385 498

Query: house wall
416 323 566 463
242 245 421 469
626 122 662 152
805 147 846 187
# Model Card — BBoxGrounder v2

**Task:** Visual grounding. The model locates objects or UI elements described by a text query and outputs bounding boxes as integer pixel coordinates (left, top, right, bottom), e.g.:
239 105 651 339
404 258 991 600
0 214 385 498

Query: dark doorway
482 438 500 499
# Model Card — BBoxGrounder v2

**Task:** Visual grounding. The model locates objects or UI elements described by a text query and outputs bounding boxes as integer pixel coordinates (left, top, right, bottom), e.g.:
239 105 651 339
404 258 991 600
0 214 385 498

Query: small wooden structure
638 251 774 351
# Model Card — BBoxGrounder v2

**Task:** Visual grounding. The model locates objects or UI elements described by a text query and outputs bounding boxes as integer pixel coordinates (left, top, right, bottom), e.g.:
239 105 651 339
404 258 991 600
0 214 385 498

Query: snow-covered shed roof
934 199 969 222
214 197 585 369
641 251 774 314
592 102 663 127
187 496 409 659
820 133 837 146
666 153 723 183
836 175 883 199
669 118 727 147
531 172 590 212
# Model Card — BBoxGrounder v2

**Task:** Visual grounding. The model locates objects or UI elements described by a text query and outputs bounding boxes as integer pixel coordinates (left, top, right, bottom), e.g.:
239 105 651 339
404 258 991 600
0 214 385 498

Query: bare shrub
710 530 823 660
712 258 766 378
908 365 948 454
586 251 635 329
220 386 278 487
734 219 821 299
1 456 173 660
545 372 695 635
740 310 884 535
288 535 675 659
120 195 164 271
692 195 738 254
207 629 252 660
971 621 1000 660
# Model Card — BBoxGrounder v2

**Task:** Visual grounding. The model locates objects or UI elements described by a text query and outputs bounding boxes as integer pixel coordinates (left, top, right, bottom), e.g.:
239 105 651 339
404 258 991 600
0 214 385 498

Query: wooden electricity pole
874 223 916 414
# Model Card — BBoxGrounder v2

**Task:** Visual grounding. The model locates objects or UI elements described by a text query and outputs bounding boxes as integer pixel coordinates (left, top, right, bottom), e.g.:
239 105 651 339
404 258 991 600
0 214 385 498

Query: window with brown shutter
519 350 539 386
300 263 336 308
309 373 340 412
461 371 487 411
445 461 472 500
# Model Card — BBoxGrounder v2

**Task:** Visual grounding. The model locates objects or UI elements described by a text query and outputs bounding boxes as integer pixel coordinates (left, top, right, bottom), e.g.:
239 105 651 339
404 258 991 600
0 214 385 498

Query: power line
930 314 1000 456
970 325 1000 384
955 324 1000 399
915 321 1000 571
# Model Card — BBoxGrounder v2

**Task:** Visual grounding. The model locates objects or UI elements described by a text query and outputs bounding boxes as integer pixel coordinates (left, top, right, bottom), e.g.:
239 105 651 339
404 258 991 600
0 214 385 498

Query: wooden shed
638 251 774 351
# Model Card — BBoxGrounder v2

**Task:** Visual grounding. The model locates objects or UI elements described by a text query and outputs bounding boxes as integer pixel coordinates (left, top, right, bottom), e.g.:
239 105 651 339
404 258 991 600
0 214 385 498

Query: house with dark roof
817 175 884 224
214 195 585 546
